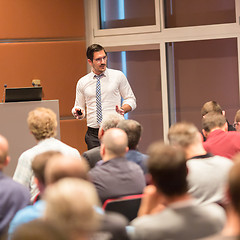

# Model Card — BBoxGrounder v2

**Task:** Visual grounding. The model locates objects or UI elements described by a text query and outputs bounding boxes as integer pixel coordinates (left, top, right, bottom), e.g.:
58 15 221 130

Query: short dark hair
32 151 62 185
147 142 188 196
201 101 223 117
117 119 142 149
86 44 106 61
202 112 226 133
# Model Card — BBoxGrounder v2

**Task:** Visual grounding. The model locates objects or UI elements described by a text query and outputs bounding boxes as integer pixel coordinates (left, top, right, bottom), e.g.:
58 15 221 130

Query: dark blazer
0 171 30 234
88 157 146 204
82 146 101 168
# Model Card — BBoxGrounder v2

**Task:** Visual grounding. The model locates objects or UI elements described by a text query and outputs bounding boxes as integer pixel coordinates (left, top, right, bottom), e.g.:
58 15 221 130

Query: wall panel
0 0 85 39
0 41 86 116
60 119 88 154
0 0 88 167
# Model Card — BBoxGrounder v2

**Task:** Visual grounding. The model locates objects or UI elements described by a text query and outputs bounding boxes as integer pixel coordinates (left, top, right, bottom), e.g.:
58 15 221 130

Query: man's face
88 50 107 75
234 120 240 132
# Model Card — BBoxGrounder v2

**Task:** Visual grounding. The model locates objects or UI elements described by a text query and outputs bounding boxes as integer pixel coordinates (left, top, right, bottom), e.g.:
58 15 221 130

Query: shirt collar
191 152 213 159
207 129 226 138
91 68 107 79
168 198 197 209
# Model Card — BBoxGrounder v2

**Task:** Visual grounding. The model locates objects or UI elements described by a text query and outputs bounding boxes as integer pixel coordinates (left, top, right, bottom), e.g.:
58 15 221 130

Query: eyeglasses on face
233 122 239 128
94 55 107 63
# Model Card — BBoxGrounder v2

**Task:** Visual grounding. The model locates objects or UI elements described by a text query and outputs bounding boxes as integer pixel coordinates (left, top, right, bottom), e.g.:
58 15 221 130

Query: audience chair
102 194 143 222
32 192 40 204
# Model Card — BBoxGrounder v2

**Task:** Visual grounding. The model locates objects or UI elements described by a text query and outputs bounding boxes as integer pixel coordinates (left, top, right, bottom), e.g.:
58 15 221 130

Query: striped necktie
95 75 103 124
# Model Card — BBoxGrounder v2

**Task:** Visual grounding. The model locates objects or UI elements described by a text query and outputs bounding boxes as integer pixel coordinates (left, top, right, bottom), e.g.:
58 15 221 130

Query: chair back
102 194 143 222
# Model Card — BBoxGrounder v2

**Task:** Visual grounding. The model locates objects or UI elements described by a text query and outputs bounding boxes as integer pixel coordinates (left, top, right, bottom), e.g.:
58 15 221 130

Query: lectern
0 100 60 177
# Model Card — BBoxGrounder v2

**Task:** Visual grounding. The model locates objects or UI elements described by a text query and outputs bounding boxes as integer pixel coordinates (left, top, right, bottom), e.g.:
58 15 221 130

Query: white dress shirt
72 68 136 128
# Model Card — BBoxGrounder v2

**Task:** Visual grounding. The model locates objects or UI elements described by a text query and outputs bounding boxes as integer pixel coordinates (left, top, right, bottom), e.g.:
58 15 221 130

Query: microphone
2 84 7 103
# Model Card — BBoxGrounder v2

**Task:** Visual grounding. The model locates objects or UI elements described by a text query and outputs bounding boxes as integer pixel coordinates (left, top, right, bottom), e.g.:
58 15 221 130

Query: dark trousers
85 127 100 150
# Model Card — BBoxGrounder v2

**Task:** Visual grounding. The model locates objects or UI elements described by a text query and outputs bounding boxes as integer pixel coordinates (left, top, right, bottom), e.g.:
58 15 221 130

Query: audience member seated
168 122 233 205
0 135 30 236
201 101 235 131
88 128 146 204
45 154 129 240
43 177 129 240
129 143 226 240
10 219 68 240
8 151 63 238
82 113 123 168
43 178 100 240
202 112 240 159
233 109 240 132
13 107 80 202
45 154 89 185
45 153 130 240
117 119 148 174
201 154 240 240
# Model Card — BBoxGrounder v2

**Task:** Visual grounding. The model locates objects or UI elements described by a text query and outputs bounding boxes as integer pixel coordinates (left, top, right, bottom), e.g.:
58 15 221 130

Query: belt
87 127 99 134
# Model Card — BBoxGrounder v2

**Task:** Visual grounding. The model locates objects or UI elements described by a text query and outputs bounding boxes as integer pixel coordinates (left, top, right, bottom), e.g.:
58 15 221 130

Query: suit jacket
82 146 101 168
0 171 30 234
83 148 148 174
88 157 146 204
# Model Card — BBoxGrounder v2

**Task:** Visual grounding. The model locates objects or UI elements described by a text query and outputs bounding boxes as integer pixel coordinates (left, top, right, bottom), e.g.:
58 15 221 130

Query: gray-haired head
98 113 123 140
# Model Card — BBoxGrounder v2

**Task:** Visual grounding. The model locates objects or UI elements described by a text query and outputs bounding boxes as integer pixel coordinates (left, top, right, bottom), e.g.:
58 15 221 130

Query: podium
0 100 60 177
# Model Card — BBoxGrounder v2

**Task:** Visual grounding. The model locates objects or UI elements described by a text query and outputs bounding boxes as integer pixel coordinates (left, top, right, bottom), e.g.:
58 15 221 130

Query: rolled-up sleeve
119 73 137 111
72 80 86 118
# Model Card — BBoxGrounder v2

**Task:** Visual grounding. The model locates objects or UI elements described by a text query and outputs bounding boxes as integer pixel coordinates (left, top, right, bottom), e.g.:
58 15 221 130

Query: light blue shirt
8 200 45 238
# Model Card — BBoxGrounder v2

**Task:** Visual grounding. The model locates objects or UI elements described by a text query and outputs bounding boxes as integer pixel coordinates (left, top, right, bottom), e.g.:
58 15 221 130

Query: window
164 0 236 28
167 38 239 129
107 49 163 152
99 0 156 29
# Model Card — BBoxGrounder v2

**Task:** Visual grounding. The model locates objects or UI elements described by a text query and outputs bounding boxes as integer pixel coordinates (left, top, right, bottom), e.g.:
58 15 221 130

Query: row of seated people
1 100 240 239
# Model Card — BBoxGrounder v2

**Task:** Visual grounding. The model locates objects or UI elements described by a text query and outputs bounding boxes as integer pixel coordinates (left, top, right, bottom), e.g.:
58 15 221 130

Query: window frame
84 0 240 142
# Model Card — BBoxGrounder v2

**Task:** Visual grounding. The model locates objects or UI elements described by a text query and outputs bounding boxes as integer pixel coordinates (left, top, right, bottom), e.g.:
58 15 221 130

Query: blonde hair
27 107 57 140
168 122 199 148
44 178 100 236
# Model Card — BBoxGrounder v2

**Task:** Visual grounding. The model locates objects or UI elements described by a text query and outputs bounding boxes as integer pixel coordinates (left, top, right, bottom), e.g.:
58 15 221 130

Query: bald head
101 128 128 159
45 155 89 185
0 135 9 168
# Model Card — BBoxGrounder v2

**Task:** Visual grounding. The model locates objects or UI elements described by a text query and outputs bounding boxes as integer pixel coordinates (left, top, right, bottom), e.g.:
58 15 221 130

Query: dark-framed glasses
233 122 239 128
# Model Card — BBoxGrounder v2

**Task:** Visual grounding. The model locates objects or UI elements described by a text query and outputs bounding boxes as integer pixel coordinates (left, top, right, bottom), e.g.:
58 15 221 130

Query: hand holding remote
76 109 82 115
74 108 84 119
